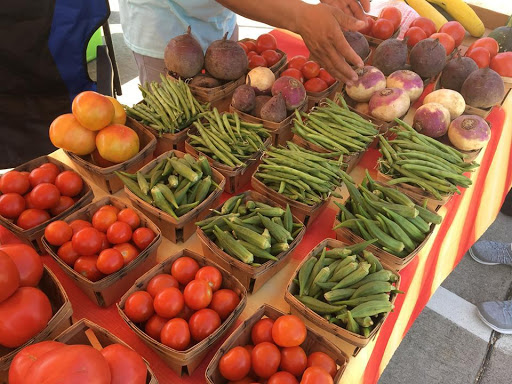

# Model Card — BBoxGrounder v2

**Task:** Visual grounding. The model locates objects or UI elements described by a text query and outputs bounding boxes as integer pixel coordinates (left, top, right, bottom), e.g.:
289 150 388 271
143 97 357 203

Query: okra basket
284 239 401 353
117 249 247 377
122 150 226 243
196 190 306 293
42 196 162 307
205 304 349 384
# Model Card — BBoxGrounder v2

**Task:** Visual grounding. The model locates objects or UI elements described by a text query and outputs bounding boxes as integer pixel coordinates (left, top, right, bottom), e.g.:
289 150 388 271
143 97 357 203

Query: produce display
448 115 491 151
359 7 401 40
9 340 147 384
116 152 220 219
122 256 240 350
343 31 370 60
333 173 442 257
187 108 270 167
293 243 402 337
0 164 85 229
238 33 285 70
460 68 505 109
279 55 337 93
44 205 157 282
196 194 304 266
125 75 208 134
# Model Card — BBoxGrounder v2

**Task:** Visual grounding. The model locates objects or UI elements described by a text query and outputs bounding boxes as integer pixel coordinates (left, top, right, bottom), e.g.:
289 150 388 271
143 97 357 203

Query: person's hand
320 0 370 22
294 2 366 83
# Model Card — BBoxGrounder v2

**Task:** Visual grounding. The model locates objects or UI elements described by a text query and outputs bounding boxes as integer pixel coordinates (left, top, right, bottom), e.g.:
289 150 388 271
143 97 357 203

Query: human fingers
331 6 366 32
331 25 364 68
359 0 371 13
347 0 366 22
323 43 359 83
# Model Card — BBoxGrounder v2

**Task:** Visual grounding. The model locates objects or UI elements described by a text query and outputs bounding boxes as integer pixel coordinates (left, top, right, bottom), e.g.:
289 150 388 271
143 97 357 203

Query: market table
2 23 512 384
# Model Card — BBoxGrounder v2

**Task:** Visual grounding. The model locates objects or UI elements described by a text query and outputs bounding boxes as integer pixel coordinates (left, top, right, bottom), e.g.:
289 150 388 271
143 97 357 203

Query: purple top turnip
412 103 451 138
448 115 491 151
386 70 424 103
369 88 410 122
345 66 386 102
271 76 306 111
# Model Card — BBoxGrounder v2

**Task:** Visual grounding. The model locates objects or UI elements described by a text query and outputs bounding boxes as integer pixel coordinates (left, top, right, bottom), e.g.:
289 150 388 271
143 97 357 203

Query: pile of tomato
218 314 338 384
403 18 465 55
360 7 401 40
0 163 85 230
239 34 284 70
9 339 147 384
465 39 512 75
279 56 336 93
44 204 156 282
122 256 241 351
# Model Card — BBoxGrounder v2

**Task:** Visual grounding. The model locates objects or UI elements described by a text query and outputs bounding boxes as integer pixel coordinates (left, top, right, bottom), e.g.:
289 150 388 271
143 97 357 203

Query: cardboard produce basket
284 239 401 354
117 249 247 377
53 319 158 384
205 304 349 384
239 38 287 73
65 117 156 194
0 155 94 251
123 150 226 243
196 190 306 293
0 266 73 382
42 196 162 307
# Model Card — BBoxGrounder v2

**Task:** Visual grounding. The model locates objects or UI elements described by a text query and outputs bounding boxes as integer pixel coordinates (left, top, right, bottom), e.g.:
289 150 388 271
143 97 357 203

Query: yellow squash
427 0 485 37
402 0 448 30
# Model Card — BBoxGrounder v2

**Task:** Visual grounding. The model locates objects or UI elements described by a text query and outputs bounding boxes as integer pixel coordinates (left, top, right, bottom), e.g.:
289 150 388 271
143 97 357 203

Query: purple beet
271 76 306 110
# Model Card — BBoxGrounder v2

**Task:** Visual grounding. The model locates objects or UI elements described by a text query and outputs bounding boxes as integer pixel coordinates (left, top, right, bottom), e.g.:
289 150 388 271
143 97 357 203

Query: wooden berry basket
42 196 162 307
53 319 158 384
284 239 401 355
123 150 226 243
239 38 287 73
0 155 94 252
0 266 73 381
196 190 306 293
362 16 400 47
117 249 247 377
65 117 156 194
205 304 349 384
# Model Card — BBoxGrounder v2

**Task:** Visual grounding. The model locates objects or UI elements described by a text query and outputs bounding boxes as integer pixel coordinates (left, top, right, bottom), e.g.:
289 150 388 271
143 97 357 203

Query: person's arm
215 0 369 82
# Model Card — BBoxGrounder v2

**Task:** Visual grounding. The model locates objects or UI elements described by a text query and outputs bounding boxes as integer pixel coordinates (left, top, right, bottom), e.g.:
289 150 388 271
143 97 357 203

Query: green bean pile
293 96 379 154
378 119 479 199
333 172 442 258
196 194 304 266
125 74 207 134
187 108 270 168
254 142 349 206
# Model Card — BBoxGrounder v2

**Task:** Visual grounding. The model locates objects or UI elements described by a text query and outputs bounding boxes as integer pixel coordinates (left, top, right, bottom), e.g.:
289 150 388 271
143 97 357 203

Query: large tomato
49 113 96 156
490 52 512 77
219 346 251 381
92 208 118 233
256 33 277 54
44 220 73 246
306 352 337 379
404 26 427 48
16 209 51 230
0 243 43 287
160 318 191 351
101 344 147 384
153 287 184 318
69 219 92 235
439 21 466 47
188 308 221 342
372 19 394 40
0 287 52 348
183 279 213 310
72 227 102 256
209 289 240 320
144 314 168 342
0 250 20 302
300 366 334 384
30 183 60 210
251 342 281 379
0 193 26 219
251 318 275 345
96 248 124 274
430 32 455 55
272 315 306 347
106 221 133 244
113 243 139 265
0 171 30 195
72 91 115 131
268 371 299 384
124 291 154 323
24 344 111 384
96 124 140 164
54 171 83 197
146 273 179 298
29 167 58 187
74 255 104 282
467 37 500 59
132 227 156 250
195 266 223 292
171 256 200 285
57 241 80 266
117 208 140 230
50 196 75 216
410 17 436 37
280 346 308 377
379 6 402 31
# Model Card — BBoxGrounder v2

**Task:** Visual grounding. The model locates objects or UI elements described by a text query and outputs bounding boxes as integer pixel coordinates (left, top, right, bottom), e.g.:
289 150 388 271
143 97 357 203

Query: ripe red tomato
24 193 36 209
98 232 111 252
92 208 118 232
252 342 281 379
16 209 51 230
430 32 455 55
74 255 104 282
301 366 334 384
50 195 75 216
301 61 321 80
372 18 394 40
304 78 328 93
439 21 466 47
238 42 249 53
161 318 191 351
209 288 240 320
261 50 281 67
97 248 124 274
54 171 83 197
57 241 80 266
28 167 57 187
195 266 222 292
490 52 512 77
1 243 43 287
124 290 154 323
219 346 251 381
251 318 275 345
0 250 19 303
101 344 147 384
280 346 308 376
318 68 336 86
0 286 52 348
280 68 304 83
0 171 30 195
117 208 141 230
359 15 375 35
467 37 500 59
0 193 25 219
113 242 139 265
227 377 257 384
247 51 258 60
98 204 120 216
132 227 156 250
307 352 337 379
171 256 200 285
146 273 179 298
184 279 213 310
144 314 168 342
30 183 60 210
39 162 60 175
188 308 221 342
249 55 267 69
256 33 277 54
72 227 102 256
404 26 427 48
272 315 306 347
177 304 195 322
244 40 257 52
410 17 436 37
44 220 73 246
288 56 307 71
467 46 491 68
107 221 133 244
69 219 92 235
379 7 402 31
154 287 184 318
268 371 299 384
